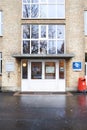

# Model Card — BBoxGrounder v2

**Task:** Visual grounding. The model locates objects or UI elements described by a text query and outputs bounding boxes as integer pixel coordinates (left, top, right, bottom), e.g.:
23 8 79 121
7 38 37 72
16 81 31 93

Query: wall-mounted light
22 62 27 67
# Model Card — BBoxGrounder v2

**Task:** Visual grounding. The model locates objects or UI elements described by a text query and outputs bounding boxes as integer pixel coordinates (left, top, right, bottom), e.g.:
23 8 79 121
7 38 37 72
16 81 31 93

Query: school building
0 0 87 92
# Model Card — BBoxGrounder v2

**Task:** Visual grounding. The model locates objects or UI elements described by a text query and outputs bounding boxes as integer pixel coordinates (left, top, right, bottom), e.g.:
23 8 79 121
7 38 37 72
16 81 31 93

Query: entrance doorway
21 60 65 92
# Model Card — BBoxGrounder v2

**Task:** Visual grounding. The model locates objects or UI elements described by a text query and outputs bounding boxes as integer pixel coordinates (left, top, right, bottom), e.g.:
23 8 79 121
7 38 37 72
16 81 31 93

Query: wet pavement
0 92 87 130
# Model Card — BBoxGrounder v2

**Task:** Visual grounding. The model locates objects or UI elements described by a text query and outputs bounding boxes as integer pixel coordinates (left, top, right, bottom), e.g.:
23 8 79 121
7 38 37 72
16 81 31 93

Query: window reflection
31 0 39 3
23 41 30 54
23 0 30 3
22 25 65 54
48 25 56 39
31 4 39 18
22 0 65 18
57 40 64 54
23 25 30 39
31 40 38 54
48 40 56 54
57 25 65 39
40 41 47 54
41 25 46 38
23 5 30 18
31 62 42 79
31 25 39 39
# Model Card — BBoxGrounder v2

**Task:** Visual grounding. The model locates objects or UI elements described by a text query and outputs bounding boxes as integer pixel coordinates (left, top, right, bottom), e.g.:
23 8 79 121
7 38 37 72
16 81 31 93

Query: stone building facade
0 0 87 92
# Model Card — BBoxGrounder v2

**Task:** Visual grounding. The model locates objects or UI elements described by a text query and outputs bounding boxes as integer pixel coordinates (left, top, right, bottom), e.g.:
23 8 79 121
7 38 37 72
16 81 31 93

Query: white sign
6 62 14 72
46 67 55 73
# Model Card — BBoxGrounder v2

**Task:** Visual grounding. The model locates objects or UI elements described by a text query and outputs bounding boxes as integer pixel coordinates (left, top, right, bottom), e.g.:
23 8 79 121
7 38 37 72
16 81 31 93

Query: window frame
22 0 65 19
22 24 65 55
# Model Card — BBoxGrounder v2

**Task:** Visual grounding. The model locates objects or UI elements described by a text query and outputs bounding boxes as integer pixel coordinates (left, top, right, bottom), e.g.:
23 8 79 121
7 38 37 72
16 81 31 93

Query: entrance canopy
12 53 74 60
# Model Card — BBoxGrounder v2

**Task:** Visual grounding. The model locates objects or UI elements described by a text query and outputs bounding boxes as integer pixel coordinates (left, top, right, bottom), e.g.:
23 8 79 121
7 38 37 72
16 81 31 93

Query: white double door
22 60 65 92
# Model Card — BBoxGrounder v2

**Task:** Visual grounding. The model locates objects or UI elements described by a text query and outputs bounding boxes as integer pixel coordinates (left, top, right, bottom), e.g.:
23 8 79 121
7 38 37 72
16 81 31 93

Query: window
45 62 56 79
22 24 65 54
84 11 87 35
31 62 42 79
0 53 2 74
22 0 65 19
0 11 2 36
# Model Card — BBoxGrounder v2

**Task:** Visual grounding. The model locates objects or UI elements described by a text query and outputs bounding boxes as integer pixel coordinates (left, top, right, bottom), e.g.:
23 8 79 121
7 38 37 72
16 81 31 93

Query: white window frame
22 0 65 19
22 24 65 54
0 11 2 36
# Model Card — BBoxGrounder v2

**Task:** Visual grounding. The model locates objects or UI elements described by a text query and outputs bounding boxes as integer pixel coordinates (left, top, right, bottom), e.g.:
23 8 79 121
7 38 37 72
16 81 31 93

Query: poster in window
46 66 55 73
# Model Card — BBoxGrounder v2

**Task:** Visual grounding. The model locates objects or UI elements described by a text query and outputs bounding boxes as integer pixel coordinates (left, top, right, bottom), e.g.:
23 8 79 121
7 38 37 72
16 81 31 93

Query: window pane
41 25 46 38
31 40 38 54
23 5 30 18
57 25 65 39
48 5 57 18
31 62 42 79
23 0 30 3
57 40 64 54
48 25 56 39
31 0 39 3
31 25 39 39
57 4 65 18
59 60 64 79
31 4 39 18
23 25 30 39
23 41 30 54
40 0 47 3
40 5 47 18
57 0 65 3
48 0 57 4
45 62 56 79
40 40 47 54
22 60 28 79
48 40 56 54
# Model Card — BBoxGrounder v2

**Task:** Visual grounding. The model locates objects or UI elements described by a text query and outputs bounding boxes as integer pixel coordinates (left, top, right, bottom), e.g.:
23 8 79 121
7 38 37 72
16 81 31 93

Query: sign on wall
6 62 14 72
72 62 82 71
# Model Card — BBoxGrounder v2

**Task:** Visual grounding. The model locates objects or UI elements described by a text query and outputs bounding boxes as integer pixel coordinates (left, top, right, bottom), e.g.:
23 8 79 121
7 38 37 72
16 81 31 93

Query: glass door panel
31 62 42 79
45 62 56 79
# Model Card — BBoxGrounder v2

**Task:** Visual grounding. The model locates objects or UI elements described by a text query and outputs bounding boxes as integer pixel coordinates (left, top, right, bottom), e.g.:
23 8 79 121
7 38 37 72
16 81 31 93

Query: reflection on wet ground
0 92 87 130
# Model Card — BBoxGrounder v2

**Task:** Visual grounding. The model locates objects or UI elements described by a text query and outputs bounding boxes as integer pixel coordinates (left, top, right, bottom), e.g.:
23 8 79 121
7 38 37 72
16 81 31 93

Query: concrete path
0 92 87 130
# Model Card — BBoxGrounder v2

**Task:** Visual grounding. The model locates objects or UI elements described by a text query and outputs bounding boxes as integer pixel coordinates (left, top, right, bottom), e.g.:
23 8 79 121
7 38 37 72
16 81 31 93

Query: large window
22 24 65 54
22 0 65 19
0 11 2 36
0 53 2 74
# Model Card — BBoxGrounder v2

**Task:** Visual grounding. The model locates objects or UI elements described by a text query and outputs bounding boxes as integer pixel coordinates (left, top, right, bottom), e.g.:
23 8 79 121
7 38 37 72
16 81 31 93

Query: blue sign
72 62 82 71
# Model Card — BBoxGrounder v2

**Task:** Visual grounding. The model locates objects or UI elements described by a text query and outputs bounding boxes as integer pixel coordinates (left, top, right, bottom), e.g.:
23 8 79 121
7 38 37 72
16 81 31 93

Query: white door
21 60 65 92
